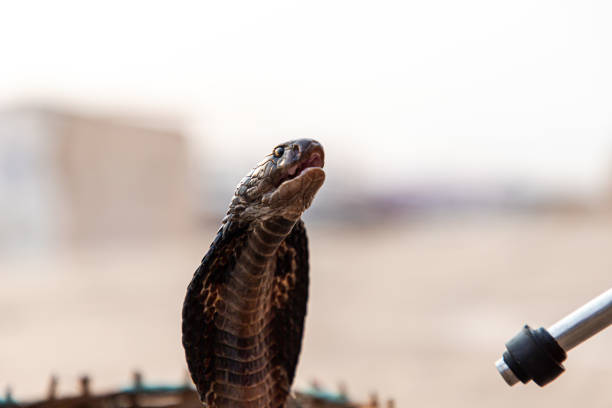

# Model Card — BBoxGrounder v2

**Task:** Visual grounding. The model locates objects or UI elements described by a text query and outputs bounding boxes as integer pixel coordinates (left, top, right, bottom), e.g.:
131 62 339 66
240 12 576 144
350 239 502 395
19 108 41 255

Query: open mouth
287 151 323 178
278 150 324 186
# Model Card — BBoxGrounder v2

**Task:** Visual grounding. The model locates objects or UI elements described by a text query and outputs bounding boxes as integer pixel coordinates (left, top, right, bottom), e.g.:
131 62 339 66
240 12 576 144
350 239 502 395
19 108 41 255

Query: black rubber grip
502 325 567 386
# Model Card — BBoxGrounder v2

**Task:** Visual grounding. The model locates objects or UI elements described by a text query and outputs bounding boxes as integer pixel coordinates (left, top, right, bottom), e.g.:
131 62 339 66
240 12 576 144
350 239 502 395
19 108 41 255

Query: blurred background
1 1 612 407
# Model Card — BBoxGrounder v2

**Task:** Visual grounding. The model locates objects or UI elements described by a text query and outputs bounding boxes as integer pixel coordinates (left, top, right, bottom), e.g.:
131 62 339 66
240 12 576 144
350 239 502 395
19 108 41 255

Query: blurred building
0 107 198 250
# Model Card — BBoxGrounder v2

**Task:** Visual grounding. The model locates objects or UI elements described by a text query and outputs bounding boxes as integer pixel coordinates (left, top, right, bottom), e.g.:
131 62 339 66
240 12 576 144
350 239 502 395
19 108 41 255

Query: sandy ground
2 212 612 407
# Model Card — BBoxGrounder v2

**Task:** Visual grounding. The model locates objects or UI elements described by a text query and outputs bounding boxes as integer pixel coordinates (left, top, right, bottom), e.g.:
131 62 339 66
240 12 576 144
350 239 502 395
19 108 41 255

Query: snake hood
226 139 325 224
182 139 325 408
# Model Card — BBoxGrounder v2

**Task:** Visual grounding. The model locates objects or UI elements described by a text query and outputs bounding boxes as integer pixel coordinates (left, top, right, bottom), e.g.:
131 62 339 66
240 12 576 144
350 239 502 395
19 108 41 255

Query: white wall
0 110 64 252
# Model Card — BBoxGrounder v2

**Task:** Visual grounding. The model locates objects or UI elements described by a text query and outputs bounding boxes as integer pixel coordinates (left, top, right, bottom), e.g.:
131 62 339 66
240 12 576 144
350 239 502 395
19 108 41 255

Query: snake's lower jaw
263 167 325 217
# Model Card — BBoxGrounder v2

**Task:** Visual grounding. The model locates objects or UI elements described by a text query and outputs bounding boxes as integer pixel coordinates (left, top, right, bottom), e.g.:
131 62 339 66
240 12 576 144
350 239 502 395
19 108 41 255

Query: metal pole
547 288 612 352
495 288 612 387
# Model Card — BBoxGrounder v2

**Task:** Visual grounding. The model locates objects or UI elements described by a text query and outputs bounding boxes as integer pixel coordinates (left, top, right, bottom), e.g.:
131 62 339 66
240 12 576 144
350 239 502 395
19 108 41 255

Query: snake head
230 139 325 222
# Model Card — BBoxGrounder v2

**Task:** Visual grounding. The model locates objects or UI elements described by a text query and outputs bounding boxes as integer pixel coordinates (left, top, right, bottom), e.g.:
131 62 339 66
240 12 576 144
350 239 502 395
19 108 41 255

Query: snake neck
217 216 297 337
209 216 298 406
246 216 298 269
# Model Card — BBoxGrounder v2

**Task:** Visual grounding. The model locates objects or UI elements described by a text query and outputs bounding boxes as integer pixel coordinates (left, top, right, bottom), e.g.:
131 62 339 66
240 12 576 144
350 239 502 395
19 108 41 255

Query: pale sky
1 1 612 194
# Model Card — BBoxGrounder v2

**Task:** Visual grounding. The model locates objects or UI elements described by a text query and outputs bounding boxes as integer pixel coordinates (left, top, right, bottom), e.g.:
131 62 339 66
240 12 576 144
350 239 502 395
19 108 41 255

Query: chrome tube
547 288 612 352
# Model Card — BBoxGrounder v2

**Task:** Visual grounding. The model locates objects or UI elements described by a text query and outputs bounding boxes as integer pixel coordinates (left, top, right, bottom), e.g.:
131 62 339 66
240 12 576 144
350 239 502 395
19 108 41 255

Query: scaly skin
182 139 325 407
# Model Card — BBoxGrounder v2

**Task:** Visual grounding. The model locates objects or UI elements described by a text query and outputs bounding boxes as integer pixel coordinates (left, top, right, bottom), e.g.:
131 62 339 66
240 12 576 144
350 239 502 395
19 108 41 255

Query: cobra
182 139 325 407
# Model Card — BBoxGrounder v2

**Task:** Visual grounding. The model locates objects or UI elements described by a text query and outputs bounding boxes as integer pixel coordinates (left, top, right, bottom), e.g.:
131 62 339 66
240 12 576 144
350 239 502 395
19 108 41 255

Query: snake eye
273 146 284 158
